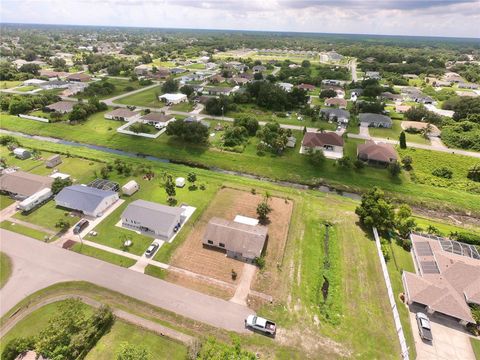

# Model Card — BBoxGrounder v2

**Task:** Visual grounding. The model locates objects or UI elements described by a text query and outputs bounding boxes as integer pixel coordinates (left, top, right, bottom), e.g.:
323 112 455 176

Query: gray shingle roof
0 171 54 197
359 113 392 125
121 200 183 235
55 185 117 214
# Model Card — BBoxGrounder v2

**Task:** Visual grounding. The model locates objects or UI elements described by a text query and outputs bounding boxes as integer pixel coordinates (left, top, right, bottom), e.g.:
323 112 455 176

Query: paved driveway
408 304 475 360
0 229 253 333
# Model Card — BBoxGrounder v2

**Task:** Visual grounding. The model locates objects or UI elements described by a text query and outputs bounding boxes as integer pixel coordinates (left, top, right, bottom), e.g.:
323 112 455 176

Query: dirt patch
62 240 77 249
170 187 293 296
165 270 234 300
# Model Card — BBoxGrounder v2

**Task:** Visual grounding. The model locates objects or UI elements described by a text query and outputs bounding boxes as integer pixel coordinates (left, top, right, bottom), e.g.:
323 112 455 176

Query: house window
219 242 225 248
207 240 213 245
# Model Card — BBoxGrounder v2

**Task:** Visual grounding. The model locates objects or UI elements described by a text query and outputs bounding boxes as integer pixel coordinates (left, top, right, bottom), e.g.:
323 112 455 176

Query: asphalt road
0 229 253 333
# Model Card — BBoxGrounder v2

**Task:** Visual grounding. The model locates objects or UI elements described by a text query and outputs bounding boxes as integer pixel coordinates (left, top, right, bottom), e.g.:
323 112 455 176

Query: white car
416 312 433 342
145 243 159 257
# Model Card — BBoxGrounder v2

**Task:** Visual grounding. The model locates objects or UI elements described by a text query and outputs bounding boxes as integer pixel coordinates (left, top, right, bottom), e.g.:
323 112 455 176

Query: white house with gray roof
121 200 185 240
55 185 119 217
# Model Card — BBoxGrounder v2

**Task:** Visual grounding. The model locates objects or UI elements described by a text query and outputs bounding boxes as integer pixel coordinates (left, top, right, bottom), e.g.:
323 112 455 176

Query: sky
1 0 479 38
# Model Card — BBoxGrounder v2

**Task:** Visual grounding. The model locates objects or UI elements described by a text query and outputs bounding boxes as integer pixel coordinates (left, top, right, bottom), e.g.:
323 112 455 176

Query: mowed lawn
0 252 12 289
113 85 164 108
0 221 53 242
3 112 480 214
0 194 15 210
71 243 137 268
14 200 80 232
369 120 431 145
0 300 187 359
471 338 480 360
86 320 187 360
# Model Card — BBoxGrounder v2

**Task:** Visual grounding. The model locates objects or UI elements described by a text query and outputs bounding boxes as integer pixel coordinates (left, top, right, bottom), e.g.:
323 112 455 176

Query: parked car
73 219 89 234
145 242 159 257
245 315 276 336
416 312 433 341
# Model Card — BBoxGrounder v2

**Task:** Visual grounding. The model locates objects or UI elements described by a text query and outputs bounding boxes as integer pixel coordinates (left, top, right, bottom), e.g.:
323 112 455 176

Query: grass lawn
0 80 22 89
3 114 480 215
86 320 187 360
0 301 92 354
170 101 194 112
151 60 176 68
79 78 148 100
0 195 15 210
471 338 480 360
144 264 167 279
0 146 53 171
114 86 164 108
14 200 80 232
369 120 431 145
0 252 12 289
186 63 205 70
414 215 480 237
0 221 52 242
71 242 137 268
14 85 37 92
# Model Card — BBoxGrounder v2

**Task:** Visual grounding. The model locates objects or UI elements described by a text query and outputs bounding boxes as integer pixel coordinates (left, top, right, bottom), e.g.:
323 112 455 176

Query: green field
14 200 80 231
3 113 480 215
170 101 194 112
472 338 480 360
114 85 164 108
79 77 148 100
369 120 431 145
0 81 22 89
14 85 37 92
0 252 12 289
0 221 52 242
71 243 137 268
0 195 15 211
0 300 187 359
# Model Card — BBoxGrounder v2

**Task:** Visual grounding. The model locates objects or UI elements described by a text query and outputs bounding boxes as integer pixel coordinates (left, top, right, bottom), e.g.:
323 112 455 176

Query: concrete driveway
408 305 475 360
359 123 370 137
0 229 253 333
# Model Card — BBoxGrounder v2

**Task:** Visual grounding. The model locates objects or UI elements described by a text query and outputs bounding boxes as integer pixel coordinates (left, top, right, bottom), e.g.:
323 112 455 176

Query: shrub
467 164 480 182
2 337 35 360
254 256 266 269
432 167 453 179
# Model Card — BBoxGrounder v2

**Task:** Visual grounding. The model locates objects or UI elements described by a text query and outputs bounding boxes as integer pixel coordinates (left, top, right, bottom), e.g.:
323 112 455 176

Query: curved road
0 229 252 333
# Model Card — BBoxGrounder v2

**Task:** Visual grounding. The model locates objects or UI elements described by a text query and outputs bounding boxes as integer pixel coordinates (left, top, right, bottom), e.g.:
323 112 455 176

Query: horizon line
1 21 479 41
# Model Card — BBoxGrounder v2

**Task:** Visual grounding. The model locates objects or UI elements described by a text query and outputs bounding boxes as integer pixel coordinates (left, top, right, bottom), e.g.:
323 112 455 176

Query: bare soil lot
170 187 293 291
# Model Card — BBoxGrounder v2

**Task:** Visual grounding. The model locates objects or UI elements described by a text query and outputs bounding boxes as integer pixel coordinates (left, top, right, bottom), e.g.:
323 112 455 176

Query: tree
161 78 178 93
187 172 197 189
233 115 259 136
116 342 150 360
253 72 263 80
395 204 416 238
8 98 30 115
129 122 150 134
319 89 336 99
388 162 401 177
223 126 248 147
307 148 326 166
166 119 209 144
432 167 453 179
399 131 407 149
256 201 272 224
19 63 40 75
55 218 70 232
256 122 288 154
355 187 395 233
1 337 35 360
164 174 176 199
197 337 256 360
180 85 194 97
401 156 413 170
301 60 311 68
337 156 352 168
51 177 72 194
467 164 480 182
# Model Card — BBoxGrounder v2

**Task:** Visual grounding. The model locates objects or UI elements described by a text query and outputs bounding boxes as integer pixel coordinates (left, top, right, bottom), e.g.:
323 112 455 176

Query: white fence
18 114 49 123
373 227 410 360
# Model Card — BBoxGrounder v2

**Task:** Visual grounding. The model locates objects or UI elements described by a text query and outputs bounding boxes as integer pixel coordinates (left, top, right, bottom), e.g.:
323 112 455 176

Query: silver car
145 242 159 257
416 312 433 341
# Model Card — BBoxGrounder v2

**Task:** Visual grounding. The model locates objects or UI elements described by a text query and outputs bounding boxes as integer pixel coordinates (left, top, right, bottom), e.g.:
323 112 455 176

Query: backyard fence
19 114 49 123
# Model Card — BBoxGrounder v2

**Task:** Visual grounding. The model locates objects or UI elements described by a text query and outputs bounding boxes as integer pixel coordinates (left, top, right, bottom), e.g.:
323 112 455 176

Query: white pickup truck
245 315 276 336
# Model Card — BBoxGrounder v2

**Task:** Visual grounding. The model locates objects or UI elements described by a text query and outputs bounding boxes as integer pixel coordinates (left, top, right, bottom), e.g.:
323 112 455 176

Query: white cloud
1 0 479 37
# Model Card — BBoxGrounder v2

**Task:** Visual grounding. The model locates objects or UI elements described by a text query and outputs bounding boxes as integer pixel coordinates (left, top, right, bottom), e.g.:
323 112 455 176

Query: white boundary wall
373 227 410 360
19 114 49 123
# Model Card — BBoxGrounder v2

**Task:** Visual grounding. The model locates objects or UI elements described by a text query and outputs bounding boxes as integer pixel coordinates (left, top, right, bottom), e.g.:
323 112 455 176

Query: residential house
359 113 392 128
458 82 479 90
357 141 397 166
205 87 234 96
365 71 381 80
252 65 266 73
39 70 69 79
0 171 54 198
402 233 480 325
320 108 350 124
324 98 347 109
286 136 296 148
297 83 316 91
134 64 152 76
203 217 268 263
301 132 344 159
209 74 225 83
45 101 76 114
23 79 47 86
380 92 402 102
395 104 411 113
277 82 294 92
39 80 70 90
170 68 186 75
67 73 91 82
231 76 250 85
139 112 175 127
55 185 119 217
121 200 185 240
158 93 188 104
104 108 141 122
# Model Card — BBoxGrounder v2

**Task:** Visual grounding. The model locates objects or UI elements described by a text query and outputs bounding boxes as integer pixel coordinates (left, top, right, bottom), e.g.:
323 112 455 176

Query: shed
45 154 62 168
122 180 139 196
13 148 31 160
175 177 186 188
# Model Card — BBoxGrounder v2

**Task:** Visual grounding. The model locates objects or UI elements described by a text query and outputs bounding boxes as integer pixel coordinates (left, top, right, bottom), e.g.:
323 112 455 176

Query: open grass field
86 319 188 360
0 252 12 289
71 242 137 267
113 85 164 108
0 80 22 89
79 77 148 100
14 85 37 92
369 120 431 145
170 101 195 112
0 195 15 211
3 114 480 215
398 147 480 194
472 338 480 360
0 220 52 241
169 187 293 286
